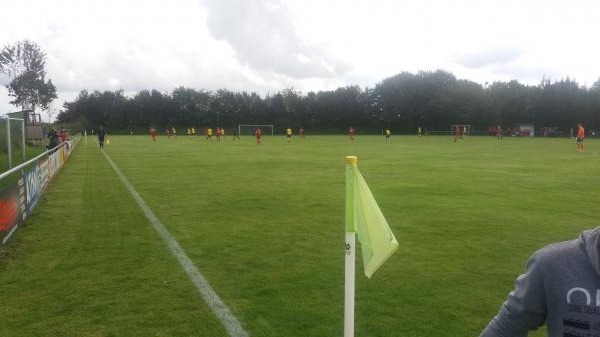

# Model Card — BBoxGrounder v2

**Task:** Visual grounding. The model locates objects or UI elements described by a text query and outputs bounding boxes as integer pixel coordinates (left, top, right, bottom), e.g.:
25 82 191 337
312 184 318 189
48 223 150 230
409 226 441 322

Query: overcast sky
1 0 599 120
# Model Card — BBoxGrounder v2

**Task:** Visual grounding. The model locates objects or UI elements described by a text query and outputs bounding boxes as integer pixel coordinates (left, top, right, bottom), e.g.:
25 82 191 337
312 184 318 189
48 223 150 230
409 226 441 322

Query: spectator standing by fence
60 129 69 142
47 127 60 150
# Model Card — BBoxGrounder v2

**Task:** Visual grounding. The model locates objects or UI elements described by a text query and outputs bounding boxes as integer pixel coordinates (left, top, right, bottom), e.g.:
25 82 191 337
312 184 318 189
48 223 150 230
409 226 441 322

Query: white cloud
1 0 600 116
202 0 349 79
454 47 523 69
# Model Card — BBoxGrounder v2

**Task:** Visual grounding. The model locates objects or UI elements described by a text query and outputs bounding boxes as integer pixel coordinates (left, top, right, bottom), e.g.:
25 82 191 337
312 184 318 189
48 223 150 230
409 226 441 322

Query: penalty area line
101 150 249 337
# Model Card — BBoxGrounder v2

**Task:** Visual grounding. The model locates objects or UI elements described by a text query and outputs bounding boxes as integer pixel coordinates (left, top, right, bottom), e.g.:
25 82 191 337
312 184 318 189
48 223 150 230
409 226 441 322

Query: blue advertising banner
25 164 43 215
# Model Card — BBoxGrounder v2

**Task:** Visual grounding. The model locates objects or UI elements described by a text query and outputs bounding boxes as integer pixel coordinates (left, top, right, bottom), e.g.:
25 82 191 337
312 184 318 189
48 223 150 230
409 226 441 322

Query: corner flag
344 155 399 337
345 156 398 278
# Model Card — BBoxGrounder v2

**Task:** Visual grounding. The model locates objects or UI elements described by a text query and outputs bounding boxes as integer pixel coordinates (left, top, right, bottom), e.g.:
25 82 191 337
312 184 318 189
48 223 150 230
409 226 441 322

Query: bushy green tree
0 40 56 112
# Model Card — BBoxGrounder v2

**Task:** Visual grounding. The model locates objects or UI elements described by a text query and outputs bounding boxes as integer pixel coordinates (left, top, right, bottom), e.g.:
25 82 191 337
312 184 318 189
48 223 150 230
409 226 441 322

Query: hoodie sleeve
479 251 548 337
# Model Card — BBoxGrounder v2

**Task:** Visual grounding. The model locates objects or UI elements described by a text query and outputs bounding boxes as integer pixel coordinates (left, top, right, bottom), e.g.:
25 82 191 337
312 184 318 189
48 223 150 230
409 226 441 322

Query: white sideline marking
101 151 249 337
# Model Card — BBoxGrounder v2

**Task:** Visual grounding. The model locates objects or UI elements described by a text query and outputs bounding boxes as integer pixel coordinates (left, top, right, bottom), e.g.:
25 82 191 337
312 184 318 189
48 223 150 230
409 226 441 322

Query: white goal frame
450 124 472 137
1 116 26 169
238 124 274 136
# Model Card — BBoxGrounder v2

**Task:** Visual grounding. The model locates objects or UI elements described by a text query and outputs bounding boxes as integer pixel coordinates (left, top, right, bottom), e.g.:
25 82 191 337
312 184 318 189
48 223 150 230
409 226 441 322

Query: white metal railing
0 138 78 245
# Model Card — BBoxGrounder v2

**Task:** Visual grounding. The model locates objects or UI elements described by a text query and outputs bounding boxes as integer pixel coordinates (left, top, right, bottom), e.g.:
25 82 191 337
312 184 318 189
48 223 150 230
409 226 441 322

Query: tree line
56 70 600 135
2 41 599 135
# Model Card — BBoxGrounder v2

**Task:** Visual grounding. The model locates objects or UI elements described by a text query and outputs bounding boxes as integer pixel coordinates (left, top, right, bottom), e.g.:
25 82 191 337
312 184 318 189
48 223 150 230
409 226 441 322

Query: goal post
0 116 26 169
238 124 274 136
450 124 471 137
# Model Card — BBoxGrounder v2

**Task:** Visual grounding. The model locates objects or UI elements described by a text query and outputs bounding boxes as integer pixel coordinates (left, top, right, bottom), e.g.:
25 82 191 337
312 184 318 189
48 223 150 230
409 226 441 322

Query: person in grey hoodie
480 227 600 337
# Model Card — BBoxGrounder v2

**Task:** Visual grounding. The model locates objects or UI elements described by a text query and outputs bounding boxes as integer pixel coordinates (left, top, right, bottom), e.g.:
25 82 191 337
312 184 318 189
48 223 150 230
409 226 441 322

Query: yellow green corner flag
345 156 399 278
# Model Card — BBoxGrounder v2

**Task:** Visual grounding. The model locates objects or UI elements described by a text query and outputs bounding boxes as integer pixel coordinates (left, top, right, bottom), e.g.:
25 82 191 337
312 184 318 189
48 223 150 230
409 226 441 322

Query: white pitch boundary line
101 150 249 337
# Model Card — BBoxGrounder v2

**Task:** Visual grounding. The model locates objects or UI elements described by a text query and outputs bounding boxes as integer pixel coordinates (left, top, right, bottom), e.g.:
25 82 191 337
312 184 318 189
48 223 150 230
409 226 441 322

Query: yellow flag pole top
345 155 357 165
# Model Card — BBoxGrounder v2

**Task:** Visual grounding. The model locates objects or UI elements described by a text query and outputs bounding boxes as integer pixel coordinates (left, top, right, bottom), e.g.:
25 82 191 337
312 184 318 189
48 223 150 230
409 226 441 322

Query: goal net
238 124 274 136
450 124 471 137
0 116 26 169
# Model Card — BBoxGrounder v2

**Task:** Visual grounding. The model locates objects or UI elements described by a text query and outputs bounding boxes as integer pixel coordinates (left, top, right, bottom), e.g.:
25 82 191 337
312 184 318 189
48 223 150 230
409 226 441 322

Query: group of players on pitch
147 126 307 145
146 123 587 152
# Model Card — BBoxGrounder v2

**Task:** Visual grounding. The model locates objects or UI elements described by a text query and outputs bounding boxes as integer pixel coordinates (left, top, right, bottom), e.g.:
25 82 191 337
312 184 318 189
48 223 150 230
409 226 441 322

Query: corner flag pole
344 156 357 337
344 155 399 337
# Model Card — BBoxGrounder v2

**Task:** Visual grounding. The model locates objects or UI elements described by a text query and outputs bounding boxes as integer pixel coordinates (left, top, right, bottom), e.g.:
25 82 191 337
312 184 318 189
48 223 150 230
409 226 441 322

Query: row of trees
57 71 600 134
3 41 599 134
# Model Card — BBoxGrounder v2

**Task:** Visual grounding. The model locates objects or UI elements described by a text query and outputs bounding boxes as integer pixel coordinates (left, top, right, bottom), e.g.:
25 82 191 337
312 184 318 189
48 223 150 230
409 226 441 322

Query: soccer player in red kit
255 128 262 145
150 127 157 142
577 123 585 152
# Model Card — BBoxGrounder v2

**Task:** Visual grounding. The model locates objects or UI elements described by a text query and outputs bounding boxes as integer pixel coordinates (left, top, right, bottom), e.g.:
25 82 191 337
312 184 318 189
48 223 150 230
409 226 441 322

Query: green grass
2 134 600 336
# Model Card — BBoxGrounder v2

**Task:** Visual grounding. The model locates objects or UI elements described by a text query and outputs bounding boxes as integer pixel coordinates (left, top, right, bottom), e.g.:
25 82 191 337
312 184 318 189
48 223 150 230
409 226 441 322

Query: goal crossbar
238 124 274 136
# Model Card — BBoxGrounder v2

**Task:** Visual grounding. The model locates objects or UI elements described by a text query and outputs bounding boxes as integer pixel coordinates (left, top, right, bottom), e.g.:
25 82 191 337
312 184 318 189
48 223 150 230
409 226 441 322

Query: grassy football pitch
1 134 599 336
